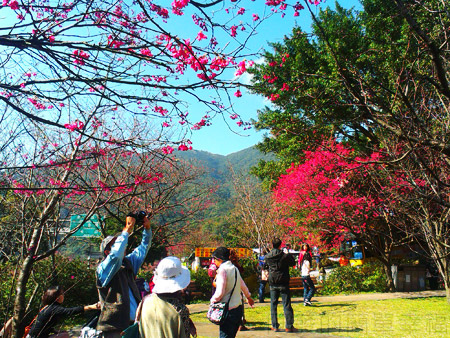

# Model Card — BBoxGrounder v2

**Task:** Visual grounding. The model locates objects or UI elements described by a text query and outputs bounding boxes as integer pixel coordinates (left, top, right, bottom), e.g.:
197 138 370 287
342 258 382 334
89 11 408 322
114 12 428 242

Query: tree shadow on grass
302 327 364 334
248 326 363 333
309 303 353 308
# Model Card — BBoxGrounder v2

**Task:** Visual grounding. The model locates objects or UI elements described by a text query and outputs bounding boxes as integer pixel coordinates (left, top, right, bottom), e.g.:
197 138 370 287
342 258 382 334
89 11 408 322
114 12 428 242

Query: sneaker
285 327 298 333
305 300 312 306
271 327 279 332
303 302 309 306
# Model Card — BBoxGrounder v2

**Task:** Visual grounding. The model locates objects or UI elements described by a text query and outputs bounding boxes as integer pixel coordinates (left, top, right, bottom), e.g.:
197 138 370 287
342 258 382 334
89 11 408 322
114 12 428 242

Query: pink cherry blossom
196 30 207 41
162 146 174 154
8 0 19 10
230 25 238 37
269 93 279 101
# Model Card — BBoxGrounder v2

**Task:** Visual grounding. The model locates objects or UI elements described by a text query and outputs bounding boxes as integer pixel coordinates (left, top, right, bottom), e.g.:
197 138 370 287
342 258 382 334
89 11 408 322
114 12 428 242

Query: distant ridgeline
173 145 275 182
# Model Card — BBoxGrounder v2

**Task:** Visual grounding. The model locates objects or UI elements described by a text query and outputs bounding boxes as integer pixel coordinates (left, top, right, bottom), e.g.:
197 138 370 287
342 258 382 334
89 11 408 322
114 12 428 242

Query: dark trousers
269 285 294 329
219 305 243 338
302 275 316 301
258 281 267 302
101 331 122 338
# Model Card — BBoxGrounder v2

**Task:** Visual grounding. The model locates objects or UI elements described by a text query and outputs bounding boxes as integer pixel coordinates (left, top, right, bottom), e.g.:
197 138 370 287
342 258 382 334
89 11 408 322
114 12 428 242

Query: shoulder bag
207 268 237 325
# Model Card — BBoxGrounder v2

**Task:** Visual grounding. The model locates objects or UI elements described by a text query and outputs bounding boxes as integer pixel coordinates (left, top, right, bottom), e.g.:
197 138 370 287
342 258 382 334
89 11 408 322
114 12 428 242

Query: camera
127 210 147 225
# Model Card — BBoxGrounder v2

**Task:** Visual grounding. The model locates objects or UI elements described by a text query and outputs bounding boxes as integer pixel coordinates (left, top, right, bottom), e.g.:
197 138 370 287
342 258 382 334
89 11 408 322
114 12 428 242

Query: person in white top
299 244 316 306
209 247 254 338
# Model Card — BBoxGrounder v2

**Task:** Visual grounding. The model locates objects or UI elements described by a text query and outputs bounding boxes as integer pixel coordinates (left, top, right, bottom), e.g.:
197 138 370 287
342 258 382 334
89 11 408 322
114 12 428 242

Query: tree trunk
383 262 395 291
12 255 35 338
442 270 450 305
11 186 64 337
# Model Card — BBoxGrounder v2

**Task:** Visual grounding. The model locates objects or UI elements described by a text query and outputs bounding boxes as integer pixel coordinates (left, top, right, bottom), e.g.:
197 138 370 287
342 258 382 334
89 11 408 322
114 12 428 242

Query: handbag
120 322 139 338
207 268 237 325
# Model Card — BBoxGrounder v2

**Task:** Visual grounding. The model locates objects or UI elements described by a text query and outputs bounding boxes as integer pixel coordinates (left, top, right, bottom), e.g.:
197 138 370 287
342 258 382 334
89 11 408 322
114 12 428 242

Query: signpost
70 214 102 237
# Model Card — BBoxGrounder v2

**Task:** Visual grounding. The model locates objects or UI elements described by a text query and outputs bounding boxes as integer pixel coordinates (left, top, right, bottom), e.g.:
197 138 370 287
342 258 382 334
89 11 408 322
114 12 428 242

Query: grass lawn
190 297 449 338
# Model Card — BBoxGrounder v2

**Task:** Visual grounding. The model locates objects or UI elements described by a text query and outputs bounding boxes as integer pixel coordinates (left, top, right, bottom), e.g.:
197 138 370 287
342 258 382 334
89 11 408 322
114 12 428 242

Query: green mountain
174 146 274 181
172 146 275 243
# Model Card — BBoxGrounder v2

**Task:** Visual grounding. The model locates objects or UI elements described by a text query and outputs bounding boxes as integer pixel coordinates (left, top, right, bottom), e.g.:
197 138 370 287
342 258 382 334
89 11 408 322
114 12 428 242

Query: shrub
239 257 258 279
137 263 154 281
190 267 211 300
289 266 301 277
322 262 388 295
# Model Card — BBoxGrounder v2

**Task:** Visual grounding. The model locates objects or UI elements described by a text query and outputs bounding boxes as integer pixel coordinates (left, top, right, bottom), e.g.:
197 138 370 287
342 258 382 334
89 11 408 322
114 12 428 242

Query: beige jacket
139 294 186 338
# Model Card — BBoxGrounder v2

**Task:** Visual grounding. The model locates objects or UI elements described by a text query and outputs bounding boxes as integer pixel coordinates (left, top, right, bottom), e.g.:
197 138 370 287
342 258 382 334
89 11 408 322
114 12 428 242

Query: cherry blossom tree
0 0 328 333
0 0 321 151
0 117 214 336
248 0 450 300
274 140 414 289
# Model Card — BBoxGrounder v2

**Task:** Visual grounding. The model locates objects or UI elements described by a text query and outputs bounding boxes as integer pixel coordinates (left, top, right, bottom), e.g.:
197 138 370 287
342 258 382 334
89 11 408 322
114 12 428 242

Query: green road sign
70 214 102 237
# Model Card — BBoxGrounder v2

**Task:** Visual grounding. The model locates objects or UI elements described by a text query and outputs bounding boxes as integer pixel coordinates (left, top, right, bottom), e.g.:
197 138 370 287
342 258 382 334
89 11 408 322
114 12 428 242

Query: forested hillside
172 146 275 247
175 146 272 178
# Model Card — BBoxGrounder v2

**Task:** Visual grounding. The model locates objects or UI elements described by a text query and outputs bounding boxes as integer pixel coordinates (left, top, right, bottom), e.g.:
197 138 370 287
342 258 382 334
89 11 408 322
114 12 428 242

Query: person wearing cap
139 256 196 338
96 213 152 338
210 247 254 338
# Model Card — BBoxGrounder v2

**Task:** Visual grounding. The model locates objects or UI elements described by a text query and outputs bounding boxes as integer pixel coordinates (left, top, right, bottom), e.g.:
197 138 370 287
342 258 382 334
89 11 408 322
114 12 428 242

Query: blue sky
188 0 362 156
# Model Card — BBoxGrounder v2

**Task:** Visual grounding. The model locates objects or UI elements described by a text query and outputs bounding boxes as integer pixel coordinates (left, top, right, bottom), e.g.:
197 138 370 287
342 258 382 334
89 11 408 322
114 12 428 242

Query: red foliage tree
273 140 412 289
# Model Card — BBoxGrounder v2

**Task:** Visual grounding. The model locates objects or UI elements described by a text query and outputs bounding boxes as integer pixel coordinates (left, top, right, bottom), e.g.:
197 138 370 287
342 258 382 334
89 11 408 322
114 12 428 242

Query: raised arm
96 216 136 287
126 215 152 275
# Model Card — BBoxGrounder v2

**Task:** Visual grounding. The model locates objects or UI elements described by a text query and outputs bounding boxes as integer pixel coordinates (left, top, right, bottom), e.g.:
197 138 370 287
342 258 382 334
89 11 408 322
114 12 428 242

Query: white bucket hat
152 256 191 294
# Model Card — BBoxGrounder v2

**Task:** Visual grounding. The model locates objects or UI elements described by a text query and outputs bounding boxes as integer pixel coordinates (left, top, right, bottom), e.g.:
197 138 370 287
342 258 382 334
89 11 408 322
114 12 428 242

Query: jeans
258 281 267 302
219 305 243 338
269 285 294 329
302 275 316 301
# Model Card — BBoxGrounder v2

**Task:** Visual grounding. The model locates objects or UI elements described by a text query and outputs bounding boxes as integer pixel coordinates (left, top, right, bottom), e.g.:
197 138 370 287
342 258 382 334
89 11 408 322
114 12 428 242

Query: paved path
188 290 446 338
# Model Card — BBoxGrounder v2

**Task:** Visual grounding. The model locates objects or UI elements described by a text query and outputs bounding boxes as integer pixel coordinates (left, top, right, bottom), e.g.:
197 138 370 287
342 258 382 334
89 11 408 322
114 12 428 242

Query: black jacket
264 248 296 286
29 303 84 338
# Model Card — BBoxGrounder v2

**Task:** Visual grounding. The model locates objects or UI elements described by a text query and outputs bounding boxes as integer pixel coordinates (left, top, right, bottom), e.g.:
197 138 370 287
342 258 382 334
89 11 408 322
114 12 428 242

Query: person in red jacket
207 259 218 296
